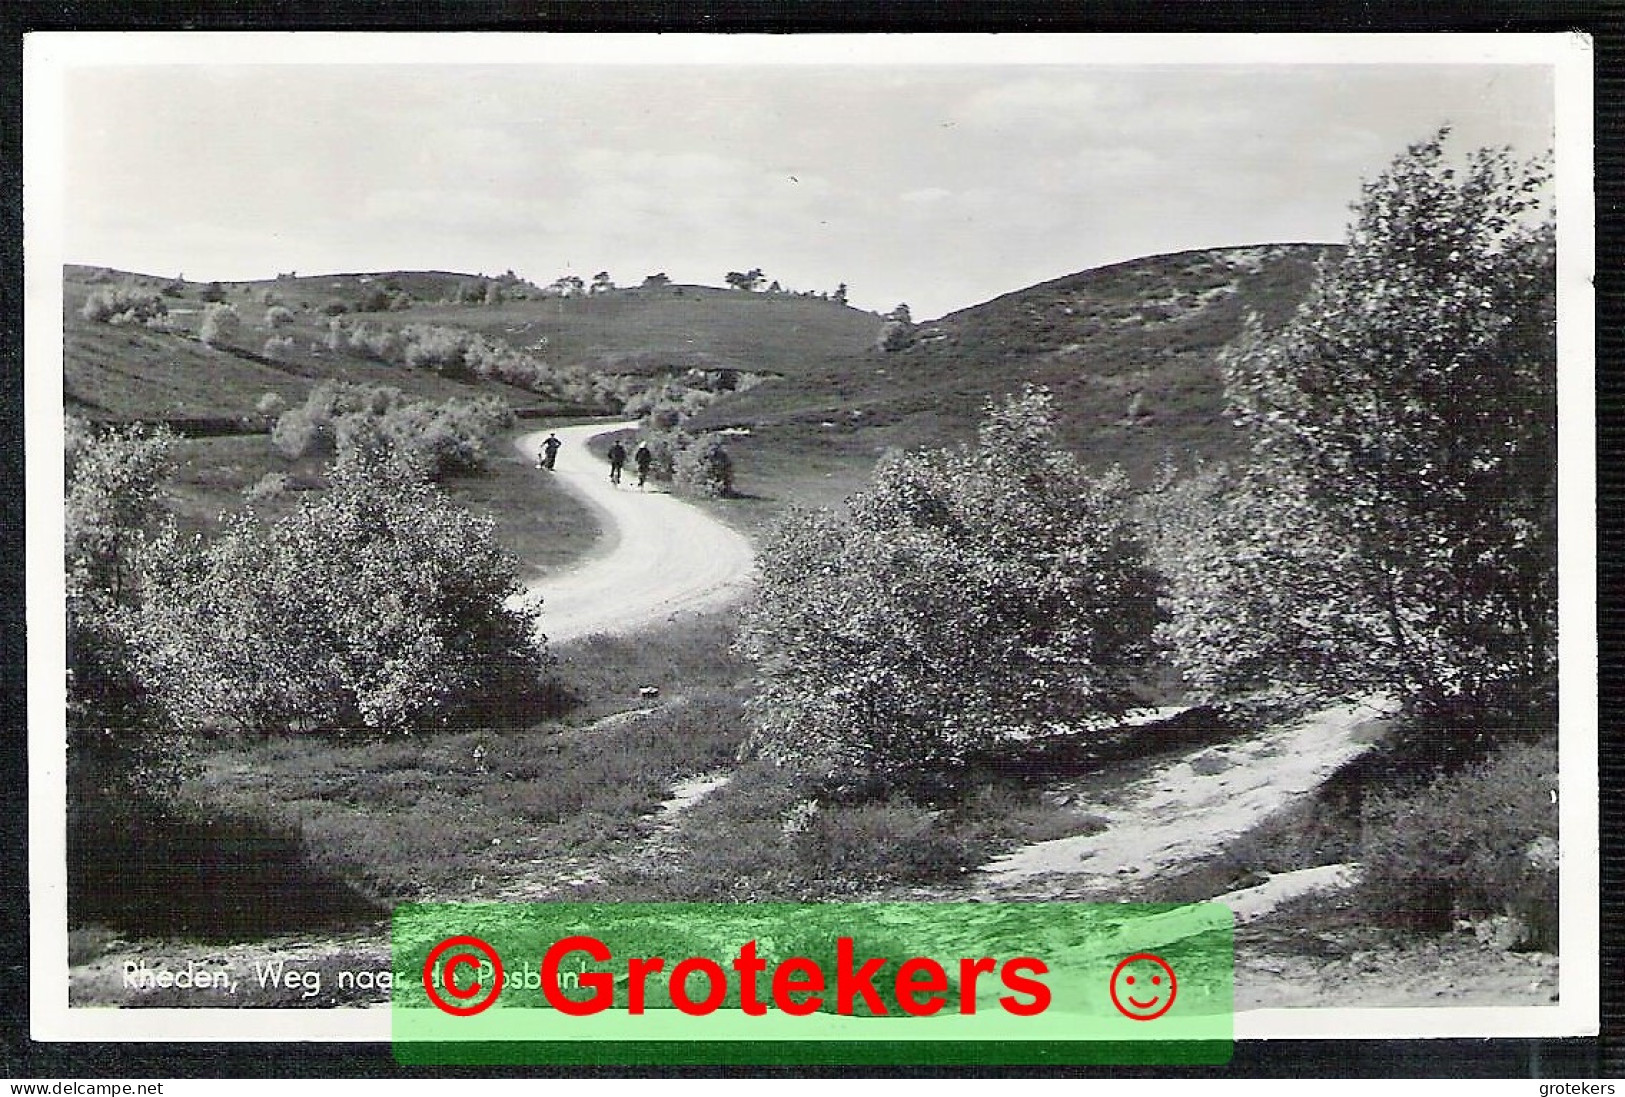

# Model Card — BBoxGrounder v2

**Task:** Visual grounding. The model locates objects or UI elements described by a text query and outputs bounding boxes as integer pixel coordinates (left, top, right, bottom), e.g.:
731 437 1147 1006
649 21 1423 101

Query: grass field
160 429 601 573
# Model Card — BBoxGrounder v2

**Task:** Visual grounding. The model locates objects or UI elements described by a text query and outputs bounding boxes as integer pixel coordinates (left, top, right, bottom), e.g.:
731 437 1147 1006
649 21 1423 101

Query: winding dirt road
512 422 756 646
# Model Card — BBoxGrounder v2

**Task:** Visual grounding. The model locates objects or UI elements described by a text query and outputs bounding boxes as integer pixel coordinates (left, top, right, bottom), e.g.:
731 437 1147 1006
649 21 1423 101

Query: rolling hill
62 266 886 424
62 244 1332 522
687 243 1335 493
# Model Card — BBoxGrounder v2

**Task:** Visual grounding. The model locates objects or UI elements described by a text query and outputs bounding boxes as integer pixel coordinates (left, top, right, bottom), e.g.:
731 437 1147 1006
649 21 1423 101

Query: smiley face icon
1109 952 1177 1021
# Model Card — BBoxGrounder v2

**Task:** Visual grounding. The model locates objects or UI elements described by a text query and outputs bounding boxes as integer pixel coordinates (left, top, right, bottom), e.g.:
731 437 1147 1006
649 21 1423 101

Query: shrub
243 471 292 504
1359 738 1558 947
270 403 336 460
347 322 400 361
131 460 549 736
877 318 916 353
80 285 167 325
199 302 242 348
270 380 511 479
263 335 296 359
673 434 734 498
736 387 1160 791
402 325 472 376
255 392 286 417
265 305 295 329
321 300 350 316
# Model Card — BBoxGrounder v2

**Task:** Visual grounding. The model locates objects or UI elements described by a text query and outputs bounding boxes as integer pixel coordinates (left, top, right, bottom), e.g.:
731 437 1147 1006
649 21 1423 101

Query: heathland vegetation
64 129 1560 993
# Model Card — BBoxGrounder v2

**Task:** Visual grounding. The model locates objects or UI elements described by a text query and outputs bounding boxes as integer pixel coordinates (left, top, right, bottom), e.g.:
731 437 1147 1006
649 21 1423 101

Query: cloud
955 77 1126 133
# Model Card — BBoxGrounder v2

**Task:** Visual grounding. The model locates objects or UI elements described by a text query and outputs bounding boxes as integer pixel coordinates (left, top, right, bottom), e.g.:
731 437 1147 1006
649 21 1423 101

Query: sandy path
512 422 756 645
980 697 1394 895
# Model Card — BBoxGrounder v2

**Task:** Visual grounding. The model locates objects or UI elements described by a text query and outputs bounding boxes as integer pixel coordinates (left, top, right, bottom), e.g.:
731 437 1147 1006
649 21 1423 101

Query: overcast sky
57 46 1556 319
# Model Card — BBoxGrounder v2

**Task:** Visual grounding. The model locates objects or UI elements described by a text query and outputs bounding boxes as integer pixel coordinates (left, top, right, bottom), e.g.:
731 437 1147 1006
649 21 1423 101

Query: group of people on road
606 439 654 488
537 432 654 489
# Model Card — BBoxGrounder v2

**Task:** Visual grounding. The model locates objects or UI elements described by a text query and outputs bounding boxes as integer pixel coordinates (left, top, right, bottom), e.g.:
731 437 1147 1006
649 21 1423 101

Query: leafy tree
886 302 912 324
590 271 615 295
551 275 586 297
1164 129 1555 722
737 388 1159 791
642 272 672 288
833 283 848 306
66 421 177 609
201 281 227 303
483 280 504 306
65 424 191 811
1142 461 1387 707
725 268 765 292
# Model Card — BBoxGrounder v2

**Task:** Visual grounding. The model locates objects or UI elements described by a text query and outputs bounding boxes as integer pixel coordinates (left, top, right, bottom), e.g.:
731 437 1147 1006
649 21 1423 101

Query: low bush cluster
80 285 168 325
786 796 974 885
270 380 513 480
1359 738 1558 948
263 335 297 359
330 319 636 410
674 433 735 498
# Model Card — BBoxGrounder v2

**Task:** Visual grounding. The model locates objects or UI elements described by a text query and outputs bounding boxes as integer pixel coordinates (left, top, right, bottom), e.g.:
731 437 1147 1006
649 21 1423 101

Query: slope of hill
690 244 1333 496
63 246 1330 522
63 268 576 422
63 266 886 423
394 284 885 380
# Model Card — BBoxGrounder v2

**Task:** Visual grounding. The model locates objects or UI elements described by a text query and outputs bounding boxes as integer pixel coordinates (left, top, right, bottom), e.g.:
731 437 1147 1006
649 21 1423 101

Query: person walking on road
538 432 561 470
634 441 654 489
607 440 628 485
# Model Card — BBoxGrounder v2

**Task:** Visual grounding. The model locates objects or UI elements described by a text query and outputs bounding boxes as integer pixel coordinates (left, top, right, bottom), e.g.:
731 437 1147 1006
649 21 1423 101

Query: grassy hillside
64 266 886 422
65 269 571 421
64 246 1329 536
394 284 886 379
690 244 1333 503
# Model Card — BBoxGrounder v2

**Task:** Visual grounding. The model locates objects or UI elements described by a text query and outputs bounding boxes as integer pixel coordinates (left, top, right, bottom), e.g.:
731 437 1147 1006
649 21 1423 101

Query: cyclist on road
538 433 561 470
634 441 654 489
